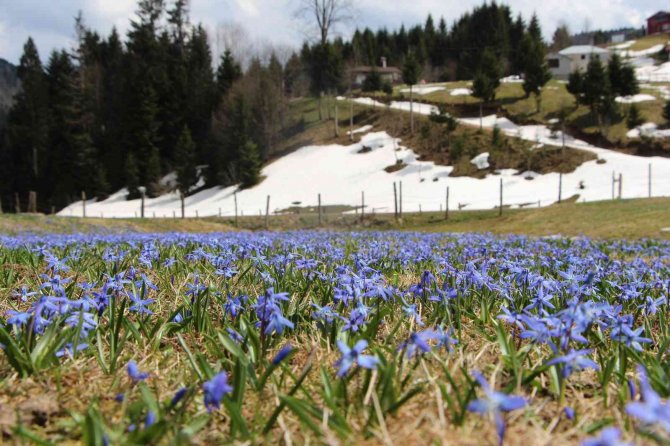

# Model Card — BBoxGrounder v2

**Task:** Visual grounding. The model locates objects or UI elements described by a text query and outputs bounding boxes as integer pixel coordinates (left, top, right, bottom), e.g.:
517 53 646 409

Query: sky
0 0 663 65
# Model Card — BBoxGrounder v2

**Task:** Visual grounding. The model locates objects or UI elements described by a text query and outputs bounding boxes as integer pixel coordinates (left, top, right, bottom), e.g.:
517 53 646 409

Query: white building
547 45 611 80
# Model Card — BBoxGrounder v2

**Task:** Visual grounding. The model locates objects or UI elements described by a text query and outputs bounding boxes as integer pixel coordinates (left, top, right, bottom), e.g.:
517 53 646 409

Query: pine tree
521 26 551 113
125 152 140 198
607 53 625 96
582 57 613 133
4 38 49 203
239 140 261 188
472 48 501 127
175 125 197 194
567 70 583 99
362 68 382 92
402 51 420 133
216 50 242 100
619 62 640 97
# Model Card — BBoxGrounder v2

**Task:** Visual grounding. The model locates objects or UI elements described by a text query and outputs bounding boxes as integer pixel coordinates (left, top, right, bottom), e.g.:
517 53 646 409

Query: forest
0 0 550 213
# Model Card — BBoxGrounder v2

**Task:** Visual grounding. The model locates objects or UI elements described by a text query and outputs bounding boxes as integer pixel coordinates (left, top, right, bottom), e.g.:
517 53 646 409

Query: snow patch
450 88 472 96
347 125 373 135
471 152 490 170
400 85 445 95
615 94 656 104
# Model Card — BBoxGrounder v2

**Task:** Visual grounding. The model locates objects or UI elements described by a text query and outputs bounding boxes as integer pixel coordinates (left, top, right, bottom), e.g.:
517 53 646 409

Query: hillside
57 96 670 219
0 58 19 128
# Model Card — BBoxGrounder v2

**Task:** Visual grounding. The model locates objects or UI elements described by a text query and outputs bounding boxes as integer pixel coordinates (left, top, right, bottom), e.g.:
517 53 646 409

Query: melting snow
471 152 490 169
615 94 657 104
59 98 670 218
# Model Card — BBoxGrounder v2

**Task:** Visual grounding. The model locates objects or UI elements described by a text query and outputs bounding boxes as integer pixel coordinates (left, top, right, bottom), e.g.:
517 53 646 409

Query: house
351 58 402 87
546 45 610 80
647 11 670 35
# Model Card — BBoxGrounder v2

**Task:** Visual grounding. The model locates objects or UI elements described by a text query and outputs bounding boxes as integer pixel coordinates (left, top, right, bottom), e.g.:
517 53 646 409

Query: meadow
0 230 669 445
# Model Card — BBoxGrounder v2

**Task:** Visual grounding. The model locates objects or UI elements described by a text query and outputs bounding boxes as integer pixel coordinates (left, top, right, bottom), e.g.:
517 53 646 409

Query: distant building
351 58 402 87
546 45 610 80
647 11 670 35
611 33 626 44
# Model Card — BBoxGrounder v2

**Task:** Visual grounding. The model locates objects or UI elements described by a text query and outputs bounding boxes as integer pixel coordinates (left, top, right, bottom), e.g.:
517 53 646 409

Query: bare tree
213 21 256 70
294 0 353 45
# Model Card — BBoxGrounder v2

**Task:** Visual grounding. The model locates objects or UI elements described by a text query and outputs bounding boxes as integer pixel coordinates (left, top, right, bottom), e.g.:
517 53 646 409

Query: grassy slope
2 197 669 240
609 33 670 51
413 80 669 145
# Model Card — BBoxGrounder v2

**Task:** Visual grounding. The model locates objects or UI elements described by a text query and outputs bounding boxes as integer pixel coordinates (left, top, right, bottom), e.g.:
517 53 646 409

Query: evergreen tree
216 50 242 100
239 140 261 188
125 152 140 198
567 70 583 99
607 53 625 96
618 60 639 97
186 25 216 162
521 28 551 113
362 68 382 92
402 51 420 133
472 48 501 127
4 38 49 201
582 57 614 132
175 125 197 194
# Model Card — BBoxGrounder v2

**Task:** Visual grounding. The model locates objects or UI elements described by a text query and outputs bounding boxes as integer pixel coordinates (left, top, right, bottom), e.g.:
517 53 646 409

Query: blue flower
203 371 233 412
6 310 31 327
171 387 188 407
272 344 293 365
127 360 150 382
335 340 378 377
126 291 154 315
626 366 670 432
546 349 599 378
581 427 631 446
144 411 156 429
610 325 652 352
264 311 294 336
399 329 438 358
467 371 526 446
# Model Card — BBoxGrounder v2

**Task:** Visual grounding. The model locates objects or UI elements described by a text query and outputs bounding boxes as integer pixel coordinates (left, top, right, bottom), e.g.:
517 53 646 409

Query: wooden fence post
399 181 403 218
234 191 239 227
81 191 86 218
618 173 623 199
445 186 450 221
499 178 503 217
181 192 185 219
334 103 339 137
14 192 20 214
361 191 365 223
558 173 563 203
265 195 270 229
393 182 398 219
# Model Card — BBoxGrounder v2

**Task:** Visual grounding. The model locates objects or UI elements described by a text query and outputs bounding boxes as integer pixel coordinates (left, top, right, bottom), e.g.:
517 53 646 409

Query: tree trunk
410 85 414 134
479 102 483 130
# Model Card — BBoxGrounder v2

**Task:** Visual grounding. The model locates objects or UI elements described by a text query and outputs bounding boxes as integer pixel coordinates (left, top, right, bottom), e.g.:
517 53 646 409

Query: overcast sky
0 0 662 64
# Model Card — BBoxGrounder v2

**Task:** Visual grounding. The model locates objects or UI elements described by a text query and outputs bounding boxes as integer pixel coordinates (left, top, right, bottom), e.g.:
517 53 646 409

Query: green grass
608 33 670 51
389 79 669 146
2 197 669 239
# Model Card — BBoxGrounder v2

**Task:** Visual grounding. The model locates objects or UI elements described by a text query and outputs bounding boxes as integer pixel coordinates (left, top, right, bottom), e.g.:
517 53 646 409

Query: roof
558 45 609 56
350 66 402 74
648 11 670 20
